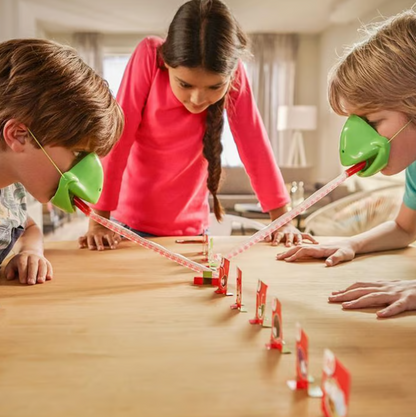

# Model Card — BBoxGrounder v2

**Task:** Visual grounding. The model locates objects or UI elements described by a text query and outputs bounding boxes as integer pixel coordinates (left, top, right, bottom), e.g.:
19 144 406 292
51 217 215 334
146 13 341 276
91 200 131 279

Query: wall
0 0 44 227
3 0 416 186
294 34 320 179
0 0 50 40
49 33 147 55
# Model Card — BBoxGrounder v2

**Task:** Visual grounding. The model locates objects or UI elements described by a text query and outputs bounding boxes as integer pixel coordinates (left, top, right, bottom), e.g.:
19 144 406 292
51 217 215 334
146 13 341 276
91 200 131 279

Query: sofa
209 166 352 218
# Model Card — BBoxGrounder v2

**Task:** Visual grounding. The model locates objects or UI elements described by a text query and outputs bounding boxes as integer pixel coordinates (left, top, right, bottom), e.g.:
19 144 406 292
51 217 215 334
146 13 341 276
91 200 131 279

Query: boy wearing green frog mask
0 39 124 285
278 10 416 318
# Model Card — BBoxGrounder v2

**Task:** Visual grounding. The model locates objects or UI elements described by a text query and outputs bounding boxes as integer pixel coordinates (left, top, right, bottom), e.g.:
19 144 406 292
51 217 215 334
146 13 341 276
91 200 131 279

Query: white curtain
246 34 298 165
72 32 103 76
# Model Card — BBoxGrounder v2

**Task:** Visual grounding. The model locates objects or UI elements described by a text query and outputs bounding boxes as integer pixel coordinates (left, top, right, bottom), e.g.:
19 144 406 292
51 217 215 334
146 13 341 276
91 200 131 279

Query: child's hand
276 240 356 266
328 280 416 318
4 251 53 285
79 222 121 251
268 223 318 247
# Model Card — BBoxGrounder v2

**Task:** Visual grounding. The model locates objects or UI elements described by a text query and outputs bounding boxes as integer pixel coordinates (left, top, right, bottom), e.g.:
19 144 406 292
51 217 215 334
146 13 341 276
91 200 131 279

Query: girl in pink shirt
79 0 316 249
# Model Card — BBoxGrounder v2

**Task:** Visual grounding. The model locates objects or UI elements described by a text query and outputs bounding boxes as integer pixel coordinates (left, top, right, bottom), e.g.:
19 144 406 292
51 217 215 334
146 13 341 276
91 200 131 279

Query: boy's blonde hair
0 39 124 156
328 9 416 118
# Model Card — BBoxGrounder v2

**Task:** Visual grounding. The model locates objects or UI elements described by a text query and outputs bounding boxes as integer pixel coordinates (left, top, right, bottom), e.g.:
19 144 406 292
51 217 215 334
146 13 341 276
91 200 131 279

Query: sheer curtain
72 32 103 76
246 34 298 165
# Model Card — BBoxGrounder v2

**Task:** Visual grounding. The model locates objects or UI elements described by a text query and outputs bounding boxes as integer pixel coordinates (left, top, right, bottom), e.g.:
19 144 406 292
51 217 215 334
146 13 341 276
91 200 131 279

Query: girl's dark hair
159 0 249 220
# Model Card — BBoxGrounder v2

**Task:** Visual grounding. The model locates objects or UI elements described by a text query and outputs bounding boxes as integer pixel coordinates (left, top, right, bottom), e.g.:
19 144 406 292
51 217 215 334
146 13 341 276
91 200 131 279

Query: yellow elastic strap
388 119 412 143
27 128 63 176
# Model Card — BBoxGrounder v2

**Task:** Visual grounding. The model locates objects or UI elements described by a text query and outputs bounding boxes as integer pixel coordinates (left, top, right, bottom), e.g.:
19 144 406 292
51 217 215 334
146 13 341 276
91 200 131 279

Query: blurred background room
1 0 411 239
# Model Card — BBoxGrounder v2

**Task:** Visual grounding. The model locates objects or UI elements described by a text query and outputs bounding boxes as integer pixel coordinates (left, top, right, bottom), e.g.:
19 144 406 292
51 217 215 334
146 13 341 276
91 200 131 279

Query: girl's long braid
203 96 225 221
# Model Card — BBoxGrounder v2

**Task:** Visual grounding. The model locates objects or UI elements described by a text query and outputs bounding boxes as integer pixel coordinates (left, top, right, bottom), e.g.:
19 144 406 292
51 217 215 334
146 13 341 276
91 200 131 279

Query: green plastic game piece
203 270 213 279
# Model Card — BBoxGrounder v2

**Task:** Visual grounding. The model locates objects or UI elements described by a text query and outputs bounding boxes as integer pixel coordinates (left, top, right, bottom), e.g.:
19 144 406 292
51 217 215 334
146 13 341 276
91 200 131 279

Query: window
221 111 242 167
103 54 130 97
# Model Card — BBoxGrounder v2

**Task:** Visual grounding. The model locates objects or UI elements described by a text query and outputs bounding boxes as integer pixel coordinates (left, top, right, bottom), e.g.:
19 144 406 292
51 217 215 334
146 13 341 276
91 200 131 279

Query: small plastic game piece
287 323 322 397
249 280 269 326
265 297 290 352
215 258 233 296
193 277 220 286
321 349 351 417
200 232 209 261
207 237 219 268
193 270 220 286
230 267 247 312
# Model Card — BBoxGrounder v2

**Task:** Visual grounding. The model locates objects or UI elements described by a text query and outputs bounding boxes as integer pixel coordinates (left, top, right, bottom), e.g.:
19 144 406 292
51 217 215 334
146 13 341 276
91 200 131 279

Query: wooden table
1 237 416 417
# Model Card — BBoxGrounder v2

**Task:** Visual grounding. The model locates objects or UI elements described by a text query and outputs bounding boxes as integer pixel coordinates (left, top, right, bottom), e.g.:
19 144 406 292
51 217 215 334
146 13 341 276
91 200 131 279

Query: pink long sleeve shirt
94 37 289 236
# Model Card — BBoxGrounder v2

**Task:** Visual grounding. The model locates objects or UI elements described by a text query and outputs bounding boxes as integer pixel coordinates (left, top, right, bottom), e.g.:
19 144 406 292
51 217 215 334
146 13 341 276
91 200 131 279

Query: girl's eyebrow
175 76 192 86
175 76 226 88
210 81 227 87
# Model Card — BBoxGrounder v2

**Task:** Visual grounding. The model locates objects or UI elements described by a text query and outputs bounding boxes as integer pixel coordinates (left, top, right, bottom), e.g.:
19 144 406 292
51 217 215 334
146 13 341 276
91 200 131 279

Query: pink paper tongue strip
225 162 366 260
74 161 365 273
74 197 213 275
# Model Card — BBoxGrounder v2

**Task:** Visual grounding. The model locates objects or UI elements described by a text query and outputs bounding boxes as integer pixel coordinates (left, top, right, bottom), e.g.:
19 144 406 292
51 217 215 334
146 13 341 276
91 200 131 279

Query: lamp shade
277 105 317 131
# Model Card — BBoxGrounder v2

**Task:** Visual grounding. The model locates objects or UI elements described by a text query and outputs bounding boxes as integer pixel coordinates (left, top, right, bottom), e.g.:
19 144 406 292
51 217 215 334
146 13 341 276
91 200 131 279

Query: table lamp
277 105 317 167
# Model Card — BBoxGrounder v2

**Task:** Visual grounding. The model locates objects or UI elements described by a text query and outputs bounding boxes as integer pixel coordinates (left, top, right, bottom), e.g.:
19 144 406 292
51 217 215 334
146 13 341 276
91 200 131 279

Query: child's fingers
377 299 407 318
329 287 379 303
284 233 294 247
341 291 391 309
86 234 96 250
93 235 105 251
85 234 98 250
283 250 311 262
325 253 344 266
105 234 119 249
275 247 301 260
16 256 28 284
26 256 39 285
302 234 318 244
332 281 385 295
294 234 303 245
5 264 16 280
281 246 326 262
271 232 284 246
36 260 48 284
326 249 354 267
46 261 53 280
78 235 88 248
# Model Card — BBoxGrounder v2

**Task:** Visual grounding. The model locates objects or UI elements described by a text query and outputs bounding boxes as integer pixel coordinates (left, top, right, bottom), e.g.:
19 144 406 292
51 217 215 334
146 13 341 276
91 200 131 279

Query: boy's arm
14 216 43 255
327 205 416 317
277 202 416 266
5 216 53 285
350 203 416 254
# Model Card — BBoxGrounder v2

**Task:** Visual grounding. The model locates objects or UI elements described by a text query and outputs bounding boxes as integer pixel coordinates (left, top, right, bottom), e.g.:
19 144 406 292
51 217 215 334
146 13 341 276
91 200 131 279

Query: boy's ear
2 119 29 152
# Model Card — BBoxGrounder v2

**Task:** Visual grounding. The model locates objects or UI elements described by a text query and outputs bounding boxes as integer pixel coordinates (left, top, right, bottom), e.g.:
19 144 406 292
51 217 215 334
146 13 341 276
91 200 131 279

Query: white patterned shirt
0 183 27 264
